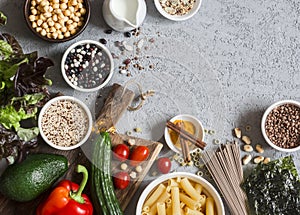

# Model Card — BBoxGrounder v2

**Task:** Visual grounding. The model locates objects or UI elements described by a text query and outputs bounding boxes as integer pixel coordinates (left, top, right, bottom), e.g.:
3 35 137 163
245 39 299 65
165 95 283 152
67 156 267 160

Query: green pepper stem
70 164 88 204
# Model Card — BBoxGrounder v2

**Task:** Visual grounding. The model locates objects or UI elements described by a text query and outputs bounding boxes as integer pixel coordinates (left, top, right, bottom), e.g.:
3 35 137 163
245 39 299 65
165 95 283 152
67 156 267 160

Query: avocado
0 153 68 202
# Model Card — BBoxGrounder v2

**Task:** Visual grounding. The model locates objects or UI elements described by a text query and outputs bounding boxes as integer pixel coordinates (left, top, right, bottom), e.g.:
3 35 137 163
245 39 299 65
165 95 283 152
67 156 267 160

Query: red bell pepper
37 164 93 215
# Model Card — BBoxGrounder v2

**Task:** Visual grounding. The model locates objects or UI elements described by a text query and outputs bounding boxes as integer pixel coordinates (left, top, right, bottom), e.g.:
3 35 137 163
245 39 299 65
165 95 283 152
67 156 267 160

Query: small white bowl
38 96 93 150
261 100 300 153
61 40 114 92
136 172 225 215
154 0 202 21
164 114 205 154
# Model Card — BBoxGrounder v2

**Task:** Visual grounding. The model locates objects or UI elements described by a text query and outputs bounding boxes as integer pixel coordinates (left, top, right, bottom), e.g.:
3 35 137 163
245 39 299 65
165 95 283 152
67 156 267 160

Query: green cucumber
91 132 123 215
101 132 123 215
0 153 68 202
91 134 109 214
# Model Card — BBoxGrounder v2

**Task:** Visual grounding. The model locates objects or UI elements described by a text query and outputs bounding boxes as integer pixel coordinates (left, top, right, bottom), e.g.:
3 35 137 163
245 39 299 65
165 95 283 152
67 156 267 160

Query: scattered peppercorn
124 32 131 38
104 29 113 34
99 38 107 45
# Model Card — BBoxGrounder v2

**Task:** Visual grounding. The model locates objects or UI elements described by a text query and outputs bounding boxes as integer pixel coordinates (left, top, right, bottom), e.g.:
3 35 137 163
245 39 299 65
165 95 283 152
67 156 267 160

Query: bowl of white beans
24 0 90 42
136 172 225 215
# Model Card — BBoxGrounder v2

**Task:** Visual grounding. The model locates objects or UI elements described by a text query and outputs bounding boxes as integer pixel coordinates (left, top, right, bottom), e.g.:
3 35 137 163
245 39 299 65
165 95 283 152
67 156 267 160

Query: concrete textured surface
0 0 299 214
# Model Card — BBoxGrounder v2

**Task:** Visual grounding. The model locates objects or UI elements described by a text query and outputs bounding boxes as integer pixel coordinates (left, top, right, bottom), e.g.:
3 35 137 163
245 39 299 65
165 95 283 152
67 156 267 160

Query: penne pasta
144 184 166 208
185 207 205 215
179 193 201 210
171 187 181 215
157 202 166 215
205 197 214 215
143 206 150 212
149 191 171 214
194 183 203 194
180 178 202 202
166 203 172 215
199 194 207 208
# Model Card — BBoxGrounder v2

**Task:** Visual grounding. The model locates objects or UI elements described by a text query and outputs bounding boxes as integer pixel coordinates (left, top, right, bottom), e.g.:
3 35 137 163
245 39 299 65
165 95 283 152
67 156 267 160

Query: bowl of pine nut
24 0 90 42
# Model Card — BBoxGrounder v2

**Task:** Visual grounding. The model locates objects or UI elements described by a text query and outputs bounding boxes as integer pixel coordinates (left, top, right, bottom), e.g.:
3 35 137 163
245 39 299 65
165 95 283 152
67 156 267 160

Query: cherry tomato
113 144 130 161
157 157 172 174
113 171 130 190
129 146 150 166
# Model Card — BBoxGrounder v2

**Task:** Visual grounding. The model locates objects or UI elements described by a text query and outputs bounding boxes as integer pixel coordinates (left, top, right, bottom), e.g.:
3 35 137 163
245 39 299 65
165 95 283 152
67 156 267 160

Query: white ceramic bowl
261 100 300 152
154 0 202 21
164 114 205 154
38 96 93 150
61 40 114 92
136 172 225 215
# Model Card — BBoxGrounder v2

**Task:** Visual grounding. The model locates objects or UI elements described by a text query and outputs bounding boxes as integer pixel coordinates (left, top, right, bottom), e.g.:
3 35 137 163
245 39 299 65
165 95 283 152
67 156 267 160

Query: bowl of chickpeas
24 0 90 42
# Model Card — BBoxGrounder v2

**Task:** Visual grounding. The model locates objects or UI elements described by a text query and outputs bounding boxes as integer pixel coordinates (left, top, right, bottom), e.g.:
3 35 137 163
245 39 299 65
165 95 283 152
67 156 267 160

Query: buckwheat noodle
201 142 248 215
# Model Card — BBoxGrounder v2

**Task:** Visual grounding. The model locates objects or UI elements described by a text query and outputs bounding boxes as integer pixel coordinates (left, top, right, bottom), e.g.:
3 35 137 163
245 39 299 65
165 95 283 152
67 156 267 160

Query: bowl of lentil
24 0 90 42
261 100 300 152
61 40 114 92
154 0 202 21
38 96 93 150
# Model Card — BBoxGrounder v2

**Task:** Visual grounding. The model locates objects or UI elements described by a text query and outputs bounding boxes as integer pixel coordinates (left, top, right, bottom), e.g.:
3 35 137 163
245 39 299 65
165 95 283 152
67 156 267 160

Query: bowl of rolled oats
261 100 300 152
38 96 93 150
24 0 90 42
154 0 202 21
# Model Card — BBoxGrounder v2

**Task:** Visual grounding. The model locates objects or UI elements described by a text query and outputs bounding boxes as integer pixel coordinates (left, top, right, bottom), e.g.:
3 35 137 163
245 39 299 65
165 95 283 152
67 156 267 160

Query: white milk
111 0 138 24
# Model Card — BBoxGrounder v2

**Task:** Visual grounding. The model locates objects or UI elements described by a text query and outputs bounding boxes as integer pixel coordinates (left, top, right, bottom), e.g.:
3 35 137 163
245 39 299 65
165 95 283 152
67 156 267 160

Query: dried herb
243 156 300 215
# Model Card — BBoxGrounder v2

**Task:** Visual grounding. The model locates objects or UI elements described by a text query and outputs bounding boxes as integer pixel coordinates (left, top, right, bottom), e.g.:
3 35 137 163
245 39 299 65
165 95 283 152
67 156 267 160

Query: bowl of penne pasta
136 172 225 215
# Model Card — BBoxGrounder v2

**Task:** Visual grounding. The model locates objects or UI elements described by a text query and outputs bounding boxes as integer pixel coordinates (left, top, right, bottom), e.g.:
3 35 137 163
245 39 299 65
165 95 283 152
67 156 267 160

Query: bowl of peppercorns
61 40 114 92
24 0 90 42
261 100 300 152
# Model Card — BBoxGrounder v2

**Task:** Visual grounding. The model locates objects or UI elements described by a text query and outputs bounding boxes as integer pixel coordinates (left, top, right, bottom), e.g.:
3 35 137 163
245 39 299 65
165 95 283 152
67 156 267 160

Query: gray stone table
0 0 299 214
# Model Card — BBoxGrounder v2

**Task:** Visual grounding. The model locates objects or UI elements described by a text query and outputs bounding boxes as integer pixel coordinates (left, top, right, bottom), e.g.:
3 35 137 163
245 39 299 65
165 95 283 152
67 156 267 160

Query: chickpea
71 0 77 6
58 34 64 39
58 19 65 26
44 12 52 18
54 8 62 14
80 8 86 15
75 12 81 18
67 24 75 31
32 21 37 28
78 3 83 9
52 3 59 9
42 22 48 29
36 27 42 32
52 14 58 22
61 0 68 3
73 16 79 23
60 3 68 10
46 28 50 33
48 20 55 27
63 16 69 22
40 1 47 7
31 8 38 15
64 31 71 38
52 32 58 39
50 26 56 32
37 19 43 26
52 0 59 4
70 29 77 35
54 23 61 29
63 10 71 17
61 26 67 33
43 5 49 12
69 6 75 13
48 6 53 12
66 19 73 25
47 32 52 39
36 0 42 3
72 22 78 28
77 21 83 27
29 15 36 22
39 14 46 21
31 0 37 6
58 12 65 19
40 29 47 36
